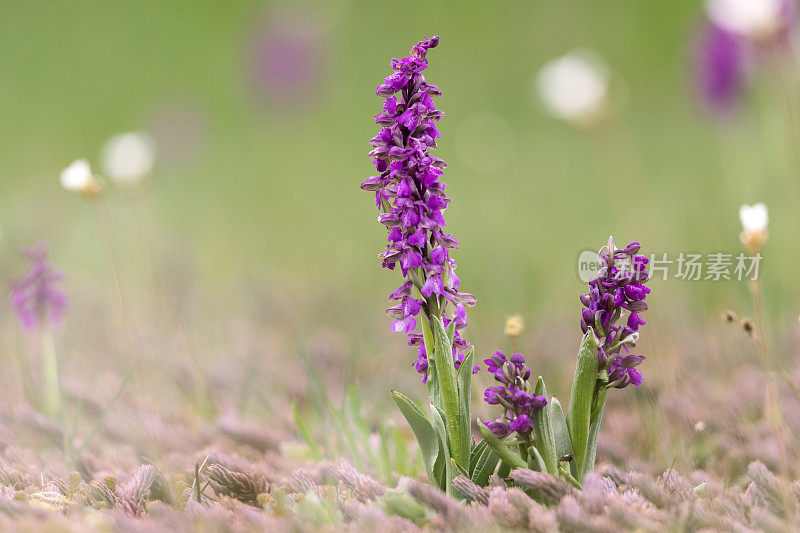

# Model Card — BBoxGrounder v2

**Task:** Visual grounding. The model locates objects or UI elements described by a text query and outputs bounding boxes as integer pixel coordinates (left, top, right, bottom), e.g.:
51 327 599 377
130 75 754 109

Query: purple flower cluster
483 351 548 438
11 243 68 331
694 0 796 112
580 238 650 388
362 36 477 382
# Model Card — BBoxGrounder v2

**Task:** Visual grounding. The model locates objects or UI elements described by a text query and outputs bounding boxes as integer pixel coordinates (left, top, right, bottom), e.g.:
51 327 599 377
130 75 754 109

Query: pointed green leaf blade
551 397 573 462
391 391 439 485
532 376 557 474
469 439 488 475
432 316 468 470
477 419 527 470
527 445 547 472
471 446 499 487
430 403 453 494
445 319 456 345
566 327 600 479
497 461 511 478
457 346 474 467
450 457 469 479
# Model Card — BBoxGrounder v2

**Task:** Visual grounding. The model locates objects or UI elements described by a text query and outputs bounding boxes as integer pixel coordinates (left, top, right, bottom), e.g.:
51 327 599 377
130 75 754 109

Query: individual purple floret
362 36 477 382
483 351 547 438
11 243 68 331
580 237 650 388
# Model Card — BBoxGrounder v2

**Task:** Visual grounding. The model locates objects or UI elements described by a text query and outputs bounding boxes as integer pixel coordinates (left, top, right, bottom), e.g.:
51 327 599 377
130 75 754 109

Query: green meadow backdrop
1 0 798 350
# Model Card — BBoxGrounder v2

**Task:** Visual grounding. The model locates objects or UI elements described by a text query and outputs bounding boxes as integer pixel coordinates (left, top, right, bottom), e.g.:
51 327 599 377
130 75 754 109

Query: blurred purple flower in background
694 0 797 112
695 24 746 111
246 8 326 109
362 36 477 382
580 238 650 389
483 351 547 438
11 243 67 331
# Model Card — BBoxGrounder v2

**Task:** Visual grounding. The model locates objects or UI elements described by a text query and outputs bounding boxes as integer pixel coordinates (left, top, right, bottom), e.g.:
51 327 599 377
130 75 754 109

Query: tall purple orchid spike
361 36 477 381
580 237 650 388
12 242 68 331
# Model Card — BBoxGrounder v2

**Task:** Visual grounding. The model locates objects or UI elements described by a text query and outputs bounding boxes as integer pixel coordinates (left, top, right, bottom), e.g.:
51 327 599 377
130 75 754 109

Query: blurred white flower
739 202 769 252
60 159 99 194
536 50 610 125
705 0 784 39
739 202 769 231
102 131 156 184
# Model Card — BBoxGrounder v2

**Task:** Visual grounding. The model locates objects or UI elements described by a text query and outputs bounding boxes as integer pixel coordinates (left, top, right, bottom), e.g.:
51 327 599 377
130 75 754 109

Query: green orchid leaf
527 445 547 472
432 316 468 470
457 346 474 467
497 461 511 478
470 445 499 487
566 327 600 479
470 439 488 475
532 376 557 474
451 457 469 479
445 318 456 345
551 397 573 463
430 403 453 494
477 419 527 470
391 391 439 485
433 451 445 491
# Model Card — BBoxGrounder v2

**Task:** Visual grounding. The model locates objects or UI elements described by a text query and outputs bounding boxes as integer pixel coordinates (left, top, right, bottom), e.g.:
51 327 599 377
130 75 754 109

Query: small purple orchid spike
579 237 650 388
12 243 68 331
482 351 547 438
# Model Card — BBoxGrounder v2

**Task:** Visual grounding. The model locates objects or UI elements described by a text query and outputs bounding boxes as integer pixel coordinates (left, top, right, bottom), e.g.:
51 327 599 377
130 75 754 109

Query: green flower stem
558 466 583 490
41 329 61 420
478 420 527 470
566 328 599 479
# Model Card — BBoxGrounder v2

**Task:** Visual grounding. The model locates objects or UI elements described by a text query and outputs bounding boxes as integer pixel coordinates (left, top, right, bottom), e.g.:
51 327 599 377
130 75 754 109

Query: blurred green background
1 0 798 346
